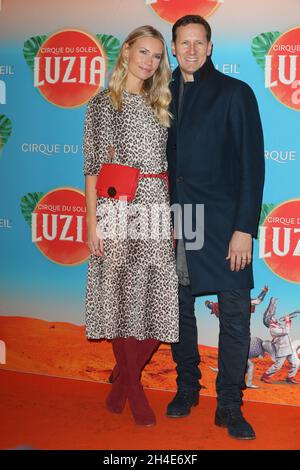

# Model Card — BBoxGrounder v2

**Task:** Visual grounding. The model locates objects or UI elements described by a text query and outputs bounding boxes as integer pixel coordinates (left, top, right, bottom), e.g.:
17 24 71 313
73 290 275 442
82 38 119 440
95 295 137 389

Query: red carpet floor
0 370 299 450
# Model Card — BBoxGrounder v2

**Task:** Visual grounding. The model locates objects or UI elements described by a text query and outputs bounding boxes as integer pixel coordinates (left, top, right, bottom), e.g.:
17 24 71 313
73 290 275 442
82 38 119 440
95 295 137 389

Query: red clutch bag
96 163 141 201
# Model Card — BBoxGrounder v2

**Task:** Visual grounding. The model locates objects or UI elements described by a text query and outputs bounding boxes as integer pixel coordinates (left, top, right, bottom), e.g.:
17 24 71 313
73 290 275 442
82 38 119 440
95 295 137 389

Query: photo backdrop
1 0 300 406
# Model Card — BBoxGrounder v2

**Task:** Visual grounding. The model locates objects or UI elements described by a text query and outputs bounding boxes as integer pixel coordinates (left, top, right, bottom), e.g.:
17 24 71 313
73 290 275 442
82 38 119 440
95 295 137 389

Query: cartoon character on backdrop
207 289 300 388
261 297 300 385
206 286 269 388
245 298 300 388
205 285 269 318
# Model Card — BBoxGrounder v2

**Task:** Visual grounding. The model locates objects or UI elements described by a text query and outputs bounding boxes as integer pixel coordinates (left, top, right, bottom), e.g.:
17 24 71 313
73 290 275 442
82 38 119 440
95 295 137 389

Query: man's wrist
233 225 255 238
233 230 252 237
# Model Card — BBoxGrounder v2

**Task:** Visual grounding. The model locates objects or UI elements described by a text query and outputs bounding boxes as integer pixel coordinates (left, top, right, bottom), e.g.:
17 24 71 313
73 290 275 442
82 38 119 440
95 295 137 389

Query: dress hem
86 333 179 343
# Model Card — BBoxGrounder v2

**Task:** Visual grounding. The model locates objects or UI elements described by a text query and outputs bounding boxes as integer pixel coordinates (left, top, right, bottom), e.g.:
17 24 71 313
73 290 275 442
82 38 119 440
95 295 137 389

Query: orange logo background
150 0 221 24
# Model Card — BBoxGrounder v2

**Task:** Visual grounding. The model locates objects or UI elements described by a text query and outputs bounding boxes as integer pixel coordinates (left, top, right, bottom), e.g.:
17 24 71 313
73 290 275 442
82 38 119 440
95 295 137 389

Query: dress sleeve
83 92 113 176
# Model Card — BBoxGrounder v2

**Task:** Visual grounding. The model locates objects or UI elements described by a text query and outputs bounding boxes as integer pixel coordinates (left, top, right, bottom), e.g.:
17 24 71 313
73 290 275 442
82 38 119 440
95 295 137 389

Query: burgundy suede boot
124 337 159 426
108 338 160 383
105 338 127 414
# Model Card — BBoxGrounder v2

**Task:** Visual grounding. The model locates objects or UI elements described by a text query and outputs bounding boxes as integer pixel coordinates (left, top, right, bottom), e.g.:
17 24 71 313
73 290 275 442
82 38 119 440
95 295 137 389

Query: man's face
171 23 212 82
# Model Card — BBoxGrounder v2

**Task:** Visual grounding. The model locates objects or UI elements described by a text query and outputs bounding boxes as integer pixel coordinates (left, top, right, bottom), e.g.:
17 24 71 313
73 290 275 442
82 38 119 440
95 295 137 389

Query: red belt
139 171 169 191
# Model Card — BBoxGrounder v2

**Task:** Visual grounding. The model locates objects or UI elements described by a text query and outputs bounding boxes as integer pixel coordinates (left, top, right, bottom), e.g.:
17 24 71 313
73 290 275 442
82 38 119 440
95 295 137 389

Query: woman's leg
109 338 160 383
106 337 127 414
124 337 160 426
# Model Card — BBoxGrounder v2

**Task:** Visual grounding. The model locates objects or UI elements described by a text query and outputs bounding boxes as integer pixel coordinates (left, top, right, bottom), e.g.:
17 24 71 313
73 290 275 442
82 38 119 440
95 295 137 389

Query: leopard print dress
83 90 179 342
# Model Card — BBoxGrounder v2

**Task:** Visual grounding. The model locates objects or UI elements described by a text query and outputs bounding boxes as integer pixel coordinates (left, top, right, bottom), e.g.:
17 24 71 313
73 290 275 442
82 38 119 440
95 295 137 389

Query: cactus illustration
21 192 44 227
251 31 281 71
23 35 48 71
96 34 121 69
0 115 12 152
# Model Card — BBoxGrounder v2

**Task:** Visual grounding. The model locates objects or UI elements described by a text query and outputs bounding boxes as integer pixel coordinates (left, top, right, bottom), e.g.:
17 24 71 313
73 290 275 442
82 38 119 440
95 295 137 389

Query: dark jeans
171 285 251 408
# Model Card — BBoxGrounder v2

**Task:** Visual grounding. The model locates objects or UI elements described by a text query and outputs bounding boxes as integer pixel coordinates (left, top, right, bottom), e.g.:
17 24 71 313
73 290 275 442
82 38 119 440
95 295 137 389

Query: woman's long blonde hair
108 25 172 127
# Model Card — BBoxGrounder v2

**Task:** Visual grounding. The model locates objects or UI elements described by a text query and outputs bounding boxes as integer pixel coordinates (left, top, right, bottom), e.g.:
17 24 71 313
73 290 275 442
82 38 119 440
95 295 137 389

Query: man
166 15 265 440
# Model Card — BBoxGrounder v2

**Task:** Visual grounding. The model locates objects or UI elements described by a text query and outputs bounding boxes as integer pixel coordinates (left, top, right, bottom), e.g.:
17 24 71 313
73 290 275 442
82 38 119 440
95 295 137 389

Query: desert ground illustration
0 316 299 406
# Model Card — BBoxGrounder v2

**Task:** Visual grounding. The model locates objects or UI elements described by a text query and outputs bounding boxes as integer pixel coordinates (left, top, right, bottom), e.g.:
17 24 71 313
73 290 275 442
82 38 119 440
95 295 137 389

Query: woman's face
124 36 164 84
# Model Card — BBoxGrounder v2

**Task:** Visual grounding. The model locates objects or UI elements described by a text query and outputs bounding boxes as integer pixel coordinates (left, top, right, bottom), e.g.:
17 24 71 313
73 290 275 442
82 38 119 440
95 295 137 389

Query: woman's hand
85 175 103 256
87 223 104 257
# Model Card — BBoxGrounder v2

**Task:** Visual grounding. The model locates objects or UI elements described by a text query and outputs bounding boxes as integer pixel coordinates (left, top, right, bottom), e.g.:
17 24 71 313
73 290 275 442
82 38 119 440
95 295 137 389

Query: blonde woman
83 26 178 426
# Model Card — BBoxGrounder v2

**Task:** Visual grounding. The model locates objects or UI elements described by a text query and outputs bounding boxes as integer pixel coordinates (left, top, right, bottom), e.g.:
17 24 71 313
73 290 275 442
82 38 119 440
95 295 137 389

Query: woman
83 25 178 426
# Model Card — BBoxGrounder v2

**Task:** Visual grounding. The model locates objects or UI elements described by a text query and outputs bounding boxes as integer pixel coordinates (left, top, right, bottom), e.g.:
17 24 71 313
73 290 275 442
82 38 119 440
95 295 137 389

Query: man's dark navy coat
167 58 265 296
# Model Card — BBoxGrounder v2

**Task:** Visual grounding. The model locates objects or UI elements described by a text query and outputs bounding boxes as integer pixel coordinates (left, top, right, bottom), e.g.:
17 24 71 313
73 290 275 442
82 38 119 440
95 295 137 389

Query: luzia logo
259 200 300 283
0 340 6 365
23 30 121 108
20 189 89 265
252 27 300 111
0 80 6 104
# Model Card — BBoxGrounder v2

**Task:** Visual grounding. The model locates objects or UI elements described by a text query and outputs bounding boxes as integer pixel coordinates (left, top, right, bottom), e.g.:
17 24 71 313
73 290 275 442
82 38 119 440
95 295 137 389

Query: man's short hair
172 15 212 43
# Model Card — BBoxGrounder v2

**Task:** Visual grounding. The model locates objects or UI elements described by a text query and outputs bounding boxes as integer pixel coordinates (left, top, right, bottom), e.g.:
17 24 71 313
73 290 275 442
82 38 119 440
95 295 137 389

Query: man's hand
226 230 252 272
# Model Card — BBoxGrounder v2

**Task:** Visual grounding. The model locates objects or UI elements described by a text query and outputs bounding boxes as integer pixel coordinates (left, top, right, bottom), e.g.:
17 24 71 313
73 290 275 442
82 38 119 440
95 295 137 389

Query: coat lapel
176 58 216 138
170 66 181 128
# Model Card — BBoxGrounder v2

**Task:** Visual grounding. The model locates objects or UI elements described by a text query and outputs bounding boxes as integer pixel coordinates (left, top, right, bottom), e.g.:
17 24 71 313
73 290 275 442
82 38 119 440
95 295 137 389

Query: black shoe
215 406 256 440
166 389 199 418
